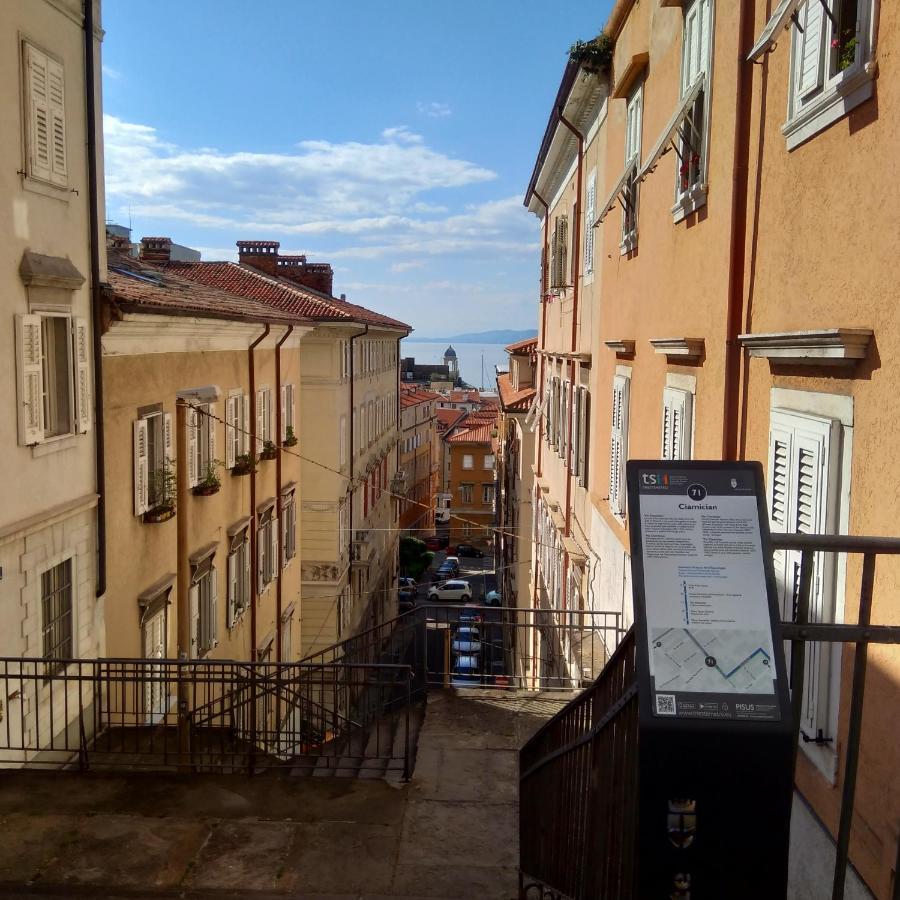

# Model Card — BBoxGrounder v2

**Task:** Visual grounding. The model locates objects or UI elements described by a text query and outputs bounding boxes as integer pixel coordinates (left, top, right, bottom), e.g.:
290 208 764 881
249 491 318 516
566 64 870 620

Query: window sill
22 175 72 203
783 63 876 151
799 736 838 785
671 184 708 223
32 432 80 458
619 233 638 256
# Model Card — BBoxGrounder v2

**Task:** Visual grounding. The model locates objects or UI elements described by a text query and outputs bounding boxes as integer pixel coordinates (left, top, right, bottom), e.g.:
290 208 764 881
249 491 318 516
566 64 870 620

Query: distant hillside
413 329 537 344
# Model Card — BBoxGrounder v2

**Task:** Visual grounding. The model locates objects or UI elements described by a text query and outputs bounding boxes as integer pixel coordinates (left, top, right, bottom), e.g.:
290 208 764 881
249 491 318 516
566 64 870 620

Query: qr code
655 694 677 716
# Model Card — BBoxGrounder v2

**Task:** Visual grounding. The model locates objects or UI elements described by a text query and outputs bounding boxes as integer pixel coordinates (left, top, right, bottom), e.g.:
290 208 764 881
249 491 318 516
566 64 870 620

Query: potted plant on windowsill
283 426 298 448
569 33 614 75
144 459 176 523
193 459 223 496
232 453 256 477
260 440 278 461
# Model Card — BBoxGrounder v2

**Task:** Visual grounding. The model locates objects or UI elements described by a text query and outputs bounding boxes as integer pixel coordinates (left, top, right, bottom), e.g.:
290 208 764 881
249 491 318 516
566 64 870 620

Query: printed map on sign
651 627 773 694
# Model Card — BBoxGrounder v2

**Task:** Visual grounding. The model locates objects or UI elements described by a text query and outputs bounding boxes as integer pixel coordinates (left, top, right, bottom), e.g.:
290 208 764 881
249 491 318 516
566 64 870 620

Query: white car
451 625 482 655
428 579 472 603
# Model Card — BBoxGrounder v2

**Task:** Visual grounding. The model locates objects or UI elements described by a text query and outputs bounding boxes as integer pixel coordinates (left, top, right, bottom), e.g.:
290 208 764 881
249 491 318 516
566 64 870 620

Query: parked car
427 580 472 603
451 654 482 688
484 590 501 607
459 606 484 624
432 559 459 581
451 625 482 655
443 556 460 572
452 544 484 559
424 535 449 551
399 576 417 598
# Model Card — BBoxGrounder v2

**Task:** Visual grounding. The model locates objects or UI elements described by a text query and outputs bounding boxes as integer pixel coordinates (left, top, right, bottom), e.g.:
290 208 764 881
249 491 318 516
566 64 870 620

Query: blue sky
101 0 612 337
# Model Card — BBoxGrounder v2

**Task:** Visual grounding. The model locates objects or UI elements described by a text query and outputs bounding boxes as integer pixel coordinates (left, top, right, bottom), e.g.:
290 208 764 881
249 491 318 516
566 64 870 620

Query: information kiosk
627 461 794 899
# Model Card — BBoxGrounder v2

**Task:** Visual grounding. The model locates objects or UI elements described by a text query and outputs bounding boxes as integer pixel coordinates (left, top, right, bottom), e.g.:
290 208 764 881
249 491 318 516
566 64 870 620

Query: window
460 483 473 504
227 524 251 629
281 606 294 662
584 171 596 274
661 388 693 461
559 382 570 461
257 505 278 595
340 414 348 467
339 501 348 558
768 408 842 754
609 374 630 516
572 386 591 487
462 454 474 470
141 603 168 720
483 454 495 470
550 215 569 289
676 0 712 205
134 409 173 516
188 403 217 488
23 42 67 186
282 489 297 565
281 383 296 442
622 85 643 252
256 387 272 452
15 314 91 444
41 558 74 670
482 483 495 505
190 557 218 658
225 391 250 469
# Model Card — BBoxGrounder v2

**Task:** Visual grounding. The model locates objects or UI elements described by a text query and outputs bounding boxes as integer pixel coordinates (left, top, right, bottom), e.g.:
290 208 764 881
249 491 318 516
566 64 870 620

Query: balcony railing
518 534 900 900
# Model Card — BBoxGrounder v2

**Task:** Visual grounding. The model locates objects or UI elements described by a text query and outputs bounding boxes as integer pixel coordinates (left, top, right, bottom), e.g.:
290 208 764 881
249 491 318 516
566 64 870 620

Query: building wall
447 441 495 546
399 394 436 533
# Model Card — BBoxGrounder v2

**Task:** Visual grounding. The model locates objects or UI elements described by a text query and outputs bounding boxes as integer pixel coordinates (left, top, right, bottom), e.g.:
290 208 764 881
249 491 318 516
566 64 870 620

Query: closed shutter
207 403 217 468
280 385 287 441
557 217 568 287
187 406 199 487
242 535 251 608
15 314 45 445
579 389 591 488
270 517 279 582
796 0 825 98
227 551 238 628
241 392 250 455
226 396 236 468
189 583 199 659
72 318 91 433
584 174 596 273
662 388 693 461
47 55 67 185
163 412 173 462
133 418 149 515
571 388 581 476
256 390 264 452
208 567 218 649
610 376 630 515
24 44 52 183
257 523 266 595
549 221 558 288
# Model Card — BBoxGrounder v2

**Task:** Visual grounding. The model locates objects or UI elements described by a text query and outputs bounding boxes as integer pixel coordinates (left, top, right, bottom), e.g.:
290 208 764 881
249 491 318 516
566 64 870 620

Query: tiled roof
497 372 537 412
106 252 301 324
400 386 440 408
506 335 538 354
436 408 465 429
447 422 494 444
164 261 410 331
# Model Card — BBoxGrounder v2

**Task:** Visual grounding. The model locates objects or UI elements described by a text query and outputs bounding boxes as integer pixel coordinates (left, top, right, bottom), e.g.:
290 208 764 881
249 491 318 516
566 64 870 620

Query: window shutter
163 412 173 462
187 407 199 488
550 220 559 287
796 0 825 98
25 44 52 183
257 524 266 595
227 551 238 629
584 175 596 273
558 216 568 286
189 583 199 659
580 389 590 488
281 511 289 568
571 387 581 475
271 517 279 581
256 389 264 452
241 393 250 455
209 566 218 648
662 388 693 461
207 403 217 467
225 397 236 469
133 418 149 515
242 536 251 608
47 56 67 185
15 314 45 445
610 376 629 515
280 385 287 441
65 317 90 434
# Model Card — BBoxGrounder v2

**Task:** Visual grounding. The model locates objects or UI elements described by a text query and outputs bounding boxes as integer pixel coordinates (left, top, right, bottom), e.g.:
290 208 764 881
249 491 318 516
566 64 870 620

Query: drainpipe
347 325 369 594
83 0 106 598
248 325 270 659
274 325 293 662
722 0 754 461
532 190 550 479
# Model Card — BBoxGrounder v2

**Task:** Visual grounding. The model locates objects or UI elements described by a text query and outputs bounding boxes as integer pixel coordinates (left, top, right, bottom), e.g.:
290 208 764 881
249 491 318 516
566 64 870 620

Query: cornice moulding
649 337 705 361
738 329 873 365
604 339 636 356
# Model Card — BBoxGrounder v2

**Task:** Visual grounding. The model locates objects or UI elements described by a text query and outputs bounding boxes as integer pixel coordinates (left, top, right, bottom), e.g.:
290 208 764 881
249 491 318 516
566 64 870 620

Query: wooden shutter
242 535 251 608
207 403 217 467
257 523 266 595
256 389 265 452
15 314 44 445
24 44 52 183
241 392 250 455
662 388 693 461
270 517 279 582
281 508 289 568
557 217 568 286
227 551 238 629
208 566 218 649
610 376 629 515
187 407 199 487
584 174 596 273
189 583 199 659
163 412 173 462
280 385 287 441
68 318 90 433
47 55 67 185
225 396 236 468
579 389 591 488
796 0 825 98
133 418 149 515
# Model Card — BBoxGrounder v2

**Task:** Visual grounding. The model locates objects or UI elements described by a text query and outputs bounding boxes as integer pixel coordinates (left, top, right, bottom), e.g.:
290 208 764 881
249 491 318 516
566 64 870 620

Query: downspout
347 325 368 580
274 325 293 661
248 325 270 659
84 0 105 598
532 190 550 479
722 0 754 461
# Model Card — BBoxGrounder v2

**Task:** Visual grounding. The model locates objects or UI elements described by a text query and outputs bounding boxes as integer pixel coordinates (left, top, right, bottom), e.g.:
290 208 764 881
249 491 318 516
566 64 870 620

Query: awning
596 161 638 224
638 76 705 181
747 0 803 62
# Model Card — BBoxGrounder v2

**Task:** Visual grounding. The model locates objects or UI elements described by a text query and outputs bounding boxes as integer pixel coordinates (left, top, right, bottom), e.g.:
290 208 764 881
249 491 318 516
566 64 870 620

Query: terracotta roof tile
497 372 537 412
505 335 539 353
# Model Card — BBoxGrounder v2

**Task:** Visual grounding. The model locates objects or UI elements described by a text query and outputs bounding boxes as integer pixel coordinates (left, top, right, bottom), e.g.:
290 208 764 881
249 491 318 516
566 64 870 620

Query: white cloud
102 64 121 80
390 261 425 273
416 101 452 119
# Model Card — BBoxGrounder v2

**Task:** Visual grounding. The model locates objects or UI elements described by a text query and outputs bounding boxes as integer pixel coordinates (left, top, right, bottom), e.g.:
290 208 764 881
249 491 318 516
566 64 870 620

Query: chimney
282 261 334 296
106 229 132 254
139 236 172 264
236 239 280 276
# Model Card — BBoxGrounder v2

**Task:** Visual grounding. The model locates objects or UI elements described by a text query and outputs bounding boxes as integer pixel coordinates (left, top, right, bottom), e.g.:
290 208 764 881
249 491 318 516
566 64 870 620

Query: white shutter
242 393 250 455
610 376 630 515
662 388 693 461
24 44 52 183
47 56 67 186
187 407 199 487
584 174 596 273
557 217 568 286
280 385 287 441
242 535 251 608
208 402 217 467
163 412 173 462
257 524 266 595
256 389 264 452
271 516 279 581
796 0 825 98
579 389 590 488
227 551 238 629
72 318 92 433
15 314 45 445
209 566 218 648
133 418 149 515
189 583 199 659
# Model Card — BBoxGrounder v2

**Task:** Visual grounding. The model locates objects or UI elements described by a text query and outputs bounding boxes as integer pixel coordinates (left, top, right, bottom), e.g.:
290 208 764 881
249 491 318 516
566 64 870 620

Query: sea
401 341 509 391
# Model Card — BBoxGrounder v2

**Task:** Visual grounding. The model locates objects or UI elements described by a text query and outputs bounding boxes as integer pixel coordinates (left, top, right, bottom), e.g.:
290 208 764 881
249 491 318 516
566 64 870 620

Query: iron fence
518 534 900 900
0 657 413 777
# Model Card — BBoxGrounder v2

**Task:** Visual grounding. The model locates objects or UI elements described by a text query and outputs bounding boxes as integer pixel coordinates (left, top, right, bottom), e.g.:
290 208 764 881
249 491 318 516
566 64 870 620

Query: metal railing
518 534 900 900
0 657 413 777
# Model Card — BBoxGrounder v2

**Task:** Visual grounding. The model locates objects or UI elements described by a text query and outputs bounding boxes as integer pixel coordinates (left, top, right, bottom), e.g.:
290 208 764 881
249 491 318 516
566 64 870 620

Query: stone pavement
0 690 567 899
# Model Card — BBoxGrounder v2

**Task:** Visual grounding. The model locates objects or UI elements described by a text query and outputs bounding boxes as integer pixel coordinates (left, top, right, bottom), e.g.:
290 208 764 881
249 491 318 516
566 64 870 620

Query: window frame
609 373 630 518
462 454 474 470
22 40 68 189
621 83 643 254
41 556 75 673
661 386 694 461
226 525 251 629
